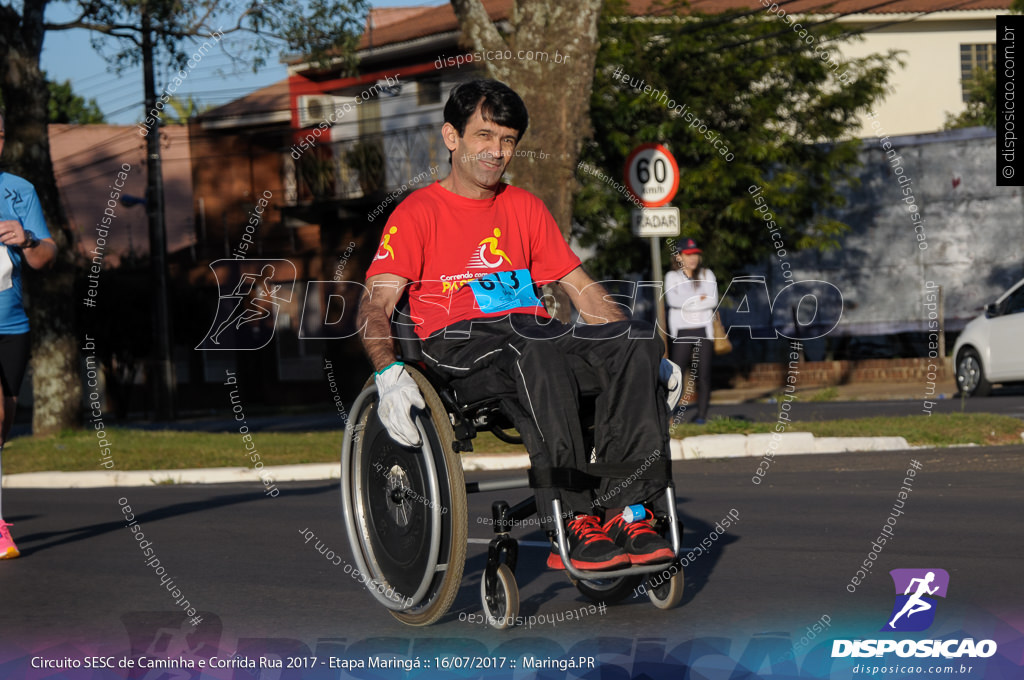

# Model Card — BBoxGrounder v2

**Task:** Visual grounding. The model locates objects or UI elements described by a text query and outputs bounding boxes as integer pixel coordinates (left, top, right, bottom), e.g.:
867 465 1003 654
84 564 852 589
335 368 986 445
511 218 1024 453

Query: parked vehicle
953 277 1024 396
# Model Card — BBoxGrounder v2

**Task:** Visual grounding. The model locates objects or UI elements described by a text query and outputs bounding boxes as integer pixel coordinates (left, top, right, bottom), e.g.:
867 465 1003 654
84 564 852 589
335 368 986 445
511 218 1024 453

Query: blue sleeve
16 183 51 240
2 176 51 240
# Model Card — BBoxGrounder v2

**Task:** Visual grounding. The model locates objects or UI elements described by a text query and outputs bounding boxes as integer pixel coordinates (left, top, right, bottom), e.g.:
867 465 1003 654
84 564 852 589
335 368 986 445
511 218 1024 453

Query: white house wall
835 11 998 137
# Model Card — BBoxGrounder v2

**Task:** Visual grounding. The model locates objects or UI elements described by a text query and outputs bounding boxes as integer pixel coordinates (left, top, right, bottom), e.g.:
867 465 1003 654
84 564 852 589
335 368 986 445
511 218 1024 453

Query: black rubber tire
956 348 992 397
390 368 467 626
481 563 520 629
647 564 684 610
574 574 644 604
344 368 467 627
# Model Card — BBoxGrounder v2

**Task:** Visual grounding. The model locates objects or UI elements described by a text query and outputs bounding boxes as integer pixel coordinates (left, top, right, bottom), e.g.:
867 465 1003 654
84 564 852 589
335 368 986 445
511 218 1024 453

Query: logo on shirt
375 225 399 261
440 274 475 295
2 187 24 209
466 227 511 269
439 228 514 295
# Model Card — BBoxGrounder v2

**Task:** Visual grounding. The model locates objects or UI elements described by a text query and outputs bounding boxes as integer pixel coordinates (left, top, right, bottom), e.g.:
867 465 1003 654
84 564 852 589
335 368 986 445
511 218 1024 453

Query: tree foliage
0 0 368 432
944 66 995 130
574 0 897 281
161 94 213 124
57 0 368 73
47 78 106 123
0 77 105 123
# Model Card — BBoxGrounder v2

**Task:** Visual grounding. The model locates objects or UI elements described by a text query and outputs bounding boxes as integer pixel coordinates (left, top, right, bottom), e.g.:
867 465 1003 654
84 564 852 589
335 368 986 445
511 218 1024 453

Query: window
417 79 441 106
961 43 994 102
1000 284 1024 316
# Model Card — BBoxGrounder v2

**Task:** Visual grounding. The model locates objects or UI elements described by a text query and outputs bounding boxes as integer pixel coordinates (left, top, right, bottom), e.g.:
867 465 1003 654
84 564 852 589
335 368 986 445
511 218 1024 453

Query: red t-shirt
366 181 581 339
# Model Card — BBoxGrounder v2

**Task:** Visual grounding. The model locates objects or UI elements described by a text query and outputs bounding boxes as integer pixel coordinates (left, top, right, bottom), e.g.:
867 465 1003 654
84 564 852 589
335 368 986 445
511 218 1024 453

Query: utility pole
142 8 176 419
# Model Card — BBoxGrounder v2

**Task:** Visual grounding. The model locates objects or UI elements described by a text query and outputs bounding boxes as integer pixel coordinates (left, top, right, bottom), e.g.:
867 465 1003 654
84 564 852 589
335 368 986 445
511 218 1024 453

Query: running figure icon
882 568 950 632
888 571 939 628
196 258 296 351
210 264 281 345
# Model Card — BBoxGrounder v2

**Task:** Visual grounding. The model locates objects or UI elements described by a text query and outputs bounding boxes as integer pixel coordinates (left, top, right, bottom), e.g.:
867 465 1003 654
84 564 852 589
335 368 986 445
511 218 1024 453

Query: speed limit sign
624 143 679 208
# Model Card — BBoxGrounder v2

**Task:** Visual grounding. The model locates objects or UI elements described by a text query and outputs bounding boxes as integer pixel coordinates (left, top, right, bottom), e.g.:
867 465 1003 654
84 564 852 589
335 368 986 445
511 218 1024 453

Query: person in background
664 238 717 424
0 108 59 559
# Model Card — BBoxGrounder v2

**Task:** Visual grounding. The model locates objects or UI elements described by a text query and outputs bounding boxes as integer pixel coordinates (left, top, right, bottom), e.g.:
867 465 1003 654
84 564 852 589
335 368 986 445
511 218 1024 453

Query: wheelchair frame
340 338 685 629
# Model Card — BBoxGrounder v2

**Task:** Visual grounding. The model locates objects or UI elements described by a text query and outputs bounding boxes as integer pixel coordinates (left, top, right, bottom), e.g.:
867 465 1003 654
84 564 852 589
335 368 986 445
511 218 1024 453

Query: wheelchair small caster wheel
481 563 519 629
646 564 684 610
575 575 643 604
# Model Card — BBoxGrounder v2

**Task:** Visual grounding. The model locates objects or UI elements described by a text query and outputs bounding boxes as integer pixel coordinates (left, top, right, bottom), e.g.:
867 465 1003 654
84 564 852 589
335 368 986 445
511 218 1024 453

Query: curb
3 464 342 489
673 433 910 459
3 433 910 488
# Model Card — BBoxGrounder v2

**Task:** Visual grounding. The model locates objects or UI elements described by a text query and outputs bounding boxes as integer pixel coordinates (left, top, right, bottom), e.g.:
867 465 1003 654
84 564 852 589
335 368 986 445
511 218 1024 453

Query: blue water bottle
622 504 647 523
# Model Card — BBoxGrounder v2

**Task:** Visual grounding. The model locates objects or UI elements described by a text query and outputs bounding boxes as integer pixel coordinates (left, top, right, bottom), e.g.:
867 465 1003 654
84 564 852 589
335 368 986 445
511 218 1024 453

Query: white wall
772 127 1023 335
836 12 998 136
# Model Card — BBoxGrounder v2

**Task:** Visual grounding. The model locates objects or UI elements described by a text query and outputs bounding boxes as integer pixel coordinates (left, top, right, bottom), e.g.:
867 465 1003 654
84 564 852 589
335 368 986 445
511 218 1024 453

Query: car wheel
956 348 992 397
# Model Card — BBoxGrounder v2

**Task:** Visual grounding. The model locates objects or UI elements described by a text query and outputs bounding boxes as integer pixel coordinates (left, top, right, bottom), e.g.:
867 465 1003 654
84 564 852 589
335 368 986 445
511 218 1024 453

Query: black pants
669 333 712 421
422 314 669 525
0 332 31 398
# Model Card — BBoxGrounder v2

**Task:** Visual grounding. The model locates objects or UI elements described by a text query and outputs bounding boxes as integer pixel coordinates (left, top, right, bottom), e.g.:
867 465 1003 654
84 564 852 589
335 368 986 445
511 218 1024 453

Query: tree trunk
449 0 602 320
1 0 83 435
450 0 601 235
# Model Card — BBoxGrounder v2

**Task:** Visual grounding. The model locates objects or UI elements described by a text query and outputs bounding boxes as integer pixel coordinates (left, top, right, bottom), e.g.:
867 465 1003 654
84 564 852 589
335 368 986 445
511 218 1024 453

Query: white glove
374 362 426 447
659 358 682 412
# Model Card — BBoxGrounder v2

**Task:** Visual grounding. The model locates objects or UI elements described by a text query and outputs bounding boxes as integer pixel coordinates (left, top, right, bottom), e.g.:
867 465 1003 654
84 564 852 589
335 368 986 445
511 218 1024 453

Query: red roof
358 0 512 50
200 79 290 121
359 0 1007 51
369 6 439 29
684 0 1009 12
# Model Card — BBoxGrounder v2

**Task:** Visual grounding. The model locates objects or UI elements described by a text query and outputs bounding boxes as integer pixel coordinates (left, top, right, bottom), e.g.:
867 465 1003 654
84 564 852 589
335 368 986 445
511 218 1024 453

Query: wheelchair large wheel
341 367 467 626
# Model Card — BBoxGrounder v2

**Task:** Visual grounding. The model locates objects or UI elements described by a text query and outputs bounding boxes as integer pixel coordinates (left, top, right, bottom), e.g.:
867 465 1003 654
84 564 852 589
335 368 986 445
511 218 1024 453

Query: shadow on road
445 493 740 623
13 483 336 556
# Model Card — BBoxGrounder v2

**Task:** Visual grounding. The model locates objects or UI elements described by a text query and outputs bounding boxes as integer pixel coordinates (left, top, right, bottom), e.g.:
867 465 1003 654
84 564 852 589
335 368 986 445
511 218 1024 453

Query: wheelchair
340 308 685 629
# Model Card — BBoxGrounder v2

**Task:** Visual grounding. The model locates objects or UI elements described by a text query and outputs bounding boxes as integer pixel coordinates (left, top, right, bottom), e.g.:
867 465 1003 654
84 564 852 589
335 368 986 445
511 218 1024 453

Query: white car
954 277 1024 396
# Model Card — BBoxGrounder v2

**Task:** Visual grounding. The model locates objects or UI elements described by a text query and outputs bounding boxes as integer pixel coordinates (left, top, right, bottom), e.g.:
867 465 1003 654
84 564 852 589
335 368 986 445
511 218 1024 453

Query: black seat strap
589 459 672 482
528 459 672 489
528 467 601 491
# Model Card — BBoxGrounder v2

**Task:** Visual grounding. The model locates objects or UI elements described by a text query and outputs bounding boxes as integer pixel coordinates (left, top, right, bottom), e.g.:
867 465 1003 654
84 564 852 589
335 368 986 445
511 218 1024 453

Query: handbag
712 312 732 355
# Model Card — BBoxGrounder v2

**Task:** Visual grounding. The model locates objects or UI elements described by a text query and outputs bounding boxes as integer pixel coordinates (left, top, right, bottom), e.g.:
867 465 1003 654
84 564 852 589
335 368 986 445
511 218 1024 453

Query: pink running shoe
0 522 20 559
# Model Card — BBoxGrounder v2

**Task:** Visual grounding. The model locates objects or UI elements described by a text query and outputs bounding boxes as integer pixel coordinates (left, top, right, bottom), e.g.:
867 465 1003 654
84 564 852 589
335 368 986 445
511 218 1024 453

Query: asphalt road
2 447 1021 678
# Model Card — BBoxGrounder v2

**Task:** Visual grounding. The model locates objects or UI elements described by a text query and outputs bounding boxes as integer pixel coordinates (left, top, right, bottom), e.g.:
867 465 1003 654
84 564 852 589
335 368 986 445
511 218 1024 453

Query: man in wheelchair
357 79 682 573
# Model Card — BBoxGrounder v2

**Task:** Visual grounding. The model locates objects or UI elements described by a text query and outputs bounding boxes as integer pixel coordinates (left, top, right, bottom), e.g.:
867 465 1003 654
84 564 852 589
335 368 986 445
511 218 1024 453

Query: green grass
670 413 1024 447
806 386 841 402
2 427 525 474
3 413 1020 474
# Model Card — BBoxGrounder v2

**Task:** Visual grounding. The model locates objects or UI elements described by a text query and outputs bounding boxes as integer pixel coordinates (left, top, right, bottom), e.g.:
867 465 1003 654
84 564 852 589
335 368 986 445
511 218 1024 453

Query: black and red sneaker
603 508 674 565
547 514 631 571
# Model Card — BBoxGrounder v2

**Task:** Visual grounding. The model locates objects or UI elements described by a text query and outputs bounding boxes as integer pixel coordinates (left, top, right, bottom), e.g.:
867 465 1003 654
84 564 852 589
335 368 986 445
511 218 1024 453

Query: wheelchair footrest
548 490 682 582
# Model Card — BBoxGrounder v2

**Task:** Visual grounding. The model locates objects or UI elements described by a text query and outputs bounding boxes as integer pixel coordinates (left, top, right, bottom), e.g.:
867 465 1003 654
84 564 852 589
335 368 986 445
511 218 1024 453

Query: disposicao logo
883 568 948 632
196 259 296 351
832 568 997 659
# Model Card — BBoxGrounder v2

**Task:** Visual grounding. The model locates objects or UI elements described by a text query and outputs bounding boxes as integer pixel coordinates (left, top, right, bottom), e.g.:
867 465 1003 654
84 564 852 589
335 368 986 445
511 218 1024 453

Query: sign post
625 144 680 343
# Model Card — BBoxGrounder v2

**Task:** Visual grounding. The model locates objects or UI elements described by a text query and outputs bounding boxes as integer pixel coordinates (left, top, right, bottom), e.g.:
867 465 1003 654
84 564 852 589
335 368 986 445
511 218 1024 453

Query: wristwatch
21 230 40 249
